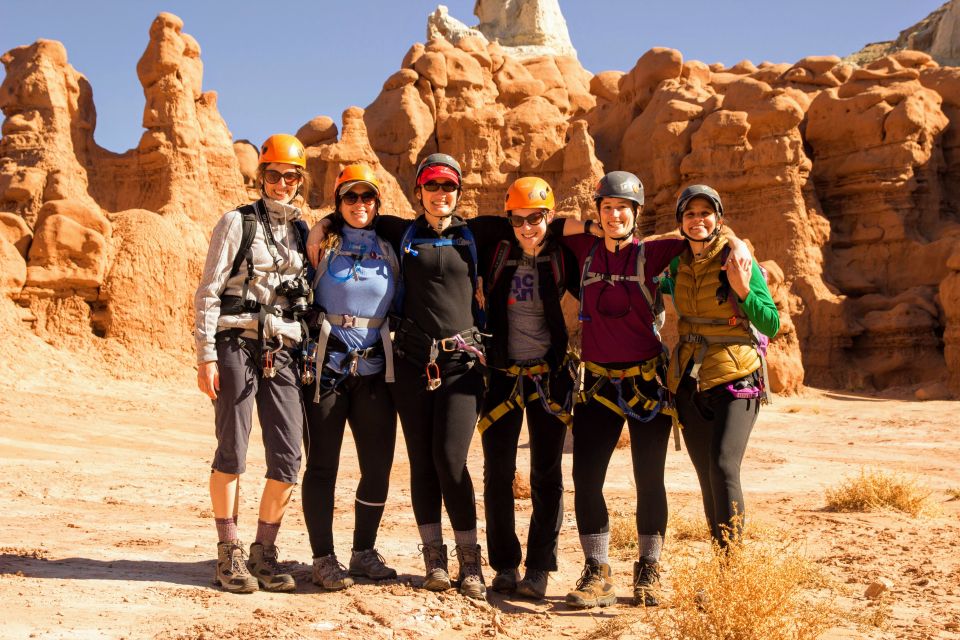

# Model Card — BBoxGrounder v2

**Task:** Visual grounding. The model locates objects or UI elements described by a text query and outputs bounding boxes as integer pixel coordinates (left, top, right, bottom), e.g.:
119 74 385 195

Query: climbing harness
476 356 577 433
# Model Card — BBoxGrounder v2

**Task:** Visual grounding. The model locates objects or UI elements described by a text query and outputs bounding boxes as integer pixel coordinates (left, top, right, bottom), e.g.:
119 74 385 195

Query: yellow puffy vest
666 237 761 392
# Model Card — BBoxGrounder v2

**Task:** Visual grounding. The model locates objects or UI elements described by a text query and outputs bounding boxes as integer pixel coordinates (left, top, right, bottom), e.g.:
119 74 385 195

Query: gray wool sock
453 529 478 547
639 534 663 563
418 522 443 546
579 532 610 565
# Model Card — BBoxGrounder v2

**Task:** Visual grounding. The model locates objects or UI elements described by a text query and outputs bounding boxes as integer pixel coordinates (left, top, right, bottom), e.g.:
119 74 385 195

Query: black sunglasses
341 191 377 205
421 181 459 193
508 211 546 227
264 169 303 185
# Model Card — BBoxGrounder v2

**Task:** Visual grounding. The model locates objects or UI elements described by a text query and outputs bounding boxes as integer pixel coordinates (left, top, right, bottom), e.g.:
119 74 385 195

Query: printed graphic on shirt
509 271 536 305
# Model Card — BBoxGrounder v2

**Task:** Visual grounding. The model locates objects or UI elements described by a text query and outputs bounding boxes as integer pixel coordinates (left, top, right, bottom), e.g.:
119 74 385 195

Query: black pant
301 371 396 557
675 374 759 546
481 369 566 572
391 356 484 532
572 370 671 538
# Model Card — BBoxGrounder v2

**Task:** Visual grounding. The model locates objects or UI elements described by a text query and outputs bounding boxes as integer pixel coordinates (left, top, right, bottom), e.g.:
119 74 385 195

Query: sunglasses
421 181 459 193
264 170 303 185
341 191 377 205
508 211 546 227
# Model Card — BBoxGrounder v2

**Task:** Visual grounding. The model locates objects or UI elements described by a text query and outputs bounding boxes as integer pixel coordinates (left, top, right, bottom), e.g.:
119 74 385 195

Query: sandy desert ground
1 361 959 640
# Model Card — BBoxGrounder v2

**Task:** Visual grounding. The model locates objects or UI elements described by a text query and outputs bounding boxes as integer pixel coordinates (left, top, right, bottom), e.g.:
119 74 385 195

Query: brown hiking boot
516 568 549 600
454 543 487 600
632 559 661 607
349 548 397 581
214 540 258 594
247 542 296 592
491 567 520 594
312 554 354 591
419 542 451 591
565 559 617 608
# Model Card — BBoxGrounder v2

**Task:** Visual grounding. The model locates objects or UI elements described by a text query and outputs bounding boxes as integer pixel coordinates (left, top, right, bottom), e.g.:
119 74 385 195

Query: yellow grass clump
649 534 836 640
824 468 933 517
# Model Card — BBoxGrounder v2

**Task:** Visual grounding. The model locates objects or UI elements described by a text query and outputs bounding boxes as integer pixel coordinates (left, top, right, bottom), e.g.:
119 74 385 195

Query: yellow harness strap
477 361 570 433
576 358 668 421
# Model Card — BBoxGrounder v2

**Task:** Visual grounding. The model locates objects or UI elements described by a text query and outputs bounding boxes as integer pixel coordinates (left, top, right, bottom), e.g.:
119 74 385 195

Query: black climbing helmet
675 184 724 223
594 171 644 209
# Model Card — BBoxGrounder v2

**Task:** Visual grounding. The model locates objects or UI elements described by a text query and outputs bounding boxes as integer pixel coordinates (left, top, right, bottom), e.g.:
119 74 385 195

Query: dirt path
2 367 959 639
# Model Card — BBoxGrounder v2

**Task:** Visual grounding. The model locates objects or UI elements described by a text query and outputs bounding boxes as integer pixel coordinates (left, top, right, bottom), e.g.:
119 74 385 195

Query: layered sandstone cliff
2 10 959 396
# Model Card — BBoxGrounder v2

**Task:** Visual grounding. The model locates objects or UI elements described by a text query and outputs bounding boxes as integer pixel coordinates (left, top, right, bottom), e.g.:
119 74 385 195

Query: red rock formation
0 13 243 370
3 12 960 395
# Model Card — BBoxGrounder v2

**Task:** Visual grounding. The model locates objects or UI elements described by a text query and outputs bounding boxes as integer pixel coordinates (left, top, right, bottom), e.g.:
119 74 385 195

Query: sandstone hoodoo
2 3 959 396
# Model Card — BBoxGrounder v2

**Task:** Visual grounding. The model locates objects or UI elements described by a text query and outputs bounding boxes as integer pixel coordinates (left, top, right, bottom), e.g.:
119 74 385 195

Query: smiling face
261 162 302 204
510 208 552 254
597 197 636 238
680 196 719 241
417 178 460 218
338 183 379 228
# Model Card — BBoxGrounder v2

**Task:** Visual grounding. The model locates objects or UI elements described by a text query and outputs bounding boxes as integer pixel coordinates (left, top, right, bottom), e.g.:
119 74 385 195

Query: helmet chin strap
682 221 723 244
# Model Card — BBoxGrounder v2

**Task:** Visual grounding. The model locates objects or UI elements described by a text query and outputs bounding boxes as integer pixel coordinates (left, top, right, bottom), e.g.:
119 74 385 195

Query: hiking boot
419 542 451 591
311 554 354 591
632 559 661 607
214 540 258 594
349 548 397 581
491 567 520 594
454 543 487 600
516 568 549 600
565 559 616 608
247 542 296 592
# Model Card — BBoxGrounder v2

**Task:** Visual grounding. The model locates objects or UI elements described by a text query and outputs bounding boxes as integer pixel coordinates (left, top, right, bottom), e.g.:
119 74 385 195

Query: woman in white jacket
193 134 310 593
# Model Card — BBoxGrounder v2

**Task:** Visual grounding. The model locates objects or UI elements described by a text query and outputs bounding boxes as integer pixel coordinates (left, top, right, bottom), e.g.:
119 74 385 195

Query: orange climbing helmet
258 134 306 168
334 163 381 196
504 176 555 213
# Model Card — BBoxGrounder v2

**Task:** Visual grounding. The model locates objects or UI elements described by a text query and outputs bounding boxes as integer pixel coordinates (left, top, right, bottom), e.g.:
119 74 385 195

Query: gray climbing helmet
675 184 724 223
594 171 644 208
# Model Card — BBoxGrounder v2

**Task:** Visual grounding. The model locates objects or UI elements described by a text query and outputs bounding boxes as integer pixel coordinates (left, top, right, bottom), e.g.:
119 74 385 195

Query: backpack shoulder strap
485 239 514 293
551 247 565 295
229 204 258 278
634 241 656 308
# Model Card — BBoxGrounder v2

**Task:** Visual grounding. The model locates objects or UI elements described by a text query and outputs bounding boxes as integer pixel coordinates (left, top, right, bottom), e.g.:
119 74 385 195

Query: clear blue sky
1 0 945 153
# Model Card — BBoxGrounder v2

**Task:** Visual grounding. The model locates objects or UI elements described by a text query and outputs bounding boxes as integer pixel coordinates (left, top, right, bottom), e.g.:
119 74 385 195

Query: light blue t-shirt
314 226 396 375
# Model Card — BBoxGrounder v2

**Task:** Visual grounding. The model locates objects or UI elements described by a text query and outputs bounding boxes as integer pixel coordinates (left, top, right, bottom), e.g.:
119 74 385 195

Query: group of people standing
193 133 779 606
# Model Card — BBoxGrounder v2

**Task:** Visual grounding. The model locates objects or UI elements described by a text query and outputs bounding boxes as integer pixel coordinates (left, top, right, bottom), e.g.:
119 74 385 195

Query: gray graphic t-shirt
507 262 551 361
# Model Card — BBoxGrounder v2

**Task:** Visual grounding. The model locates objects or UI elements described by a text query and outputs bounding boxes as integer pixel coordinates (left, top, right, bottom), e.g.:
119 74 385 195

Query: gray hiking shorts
211 332 304 484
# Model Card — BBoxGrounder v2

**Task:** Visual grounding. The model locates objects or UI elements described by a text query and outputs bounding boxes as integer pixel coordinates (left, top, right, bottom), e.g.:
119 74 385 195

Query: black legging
391 356 484 532
302 371 396 557
675 374 759 546
572 369 671 538
481 370 566 572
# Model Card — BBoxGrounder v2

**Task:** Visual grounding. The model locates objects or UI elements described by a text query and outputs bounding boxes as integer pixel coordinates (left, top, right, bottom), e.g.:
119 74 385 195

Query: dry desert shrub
649 534 835 640
824 468 933 517
580 613 641 640
512 470 531 499
668 512 710 542
946 487 960 501
608 511 638 557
